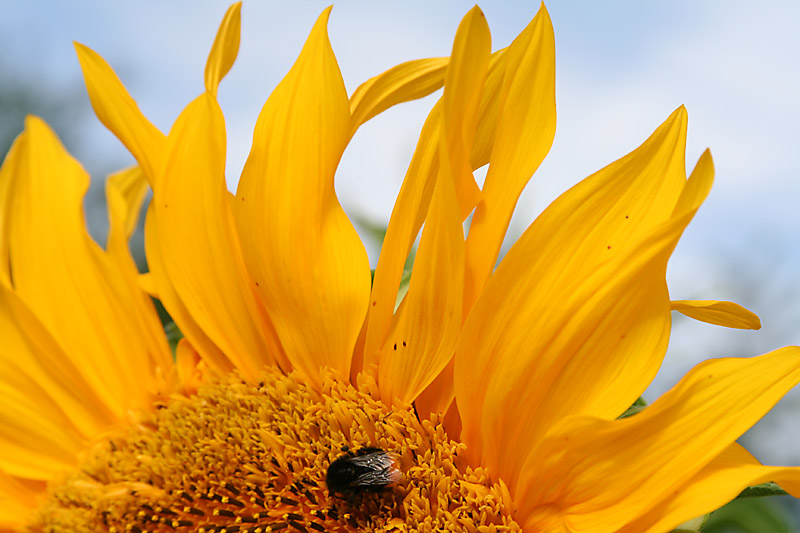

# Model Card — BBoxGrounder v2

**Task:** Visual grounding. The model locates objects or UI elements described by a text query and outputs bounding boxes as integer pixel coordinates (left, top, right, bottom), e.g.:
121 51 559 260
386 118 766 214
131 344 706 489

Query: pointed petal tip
228 2 242 18
307 6 334 39
694 148 715 176
538 2 552 21
672 300 761 330
467 5 486 18
73 41 93 58
23 115 51 135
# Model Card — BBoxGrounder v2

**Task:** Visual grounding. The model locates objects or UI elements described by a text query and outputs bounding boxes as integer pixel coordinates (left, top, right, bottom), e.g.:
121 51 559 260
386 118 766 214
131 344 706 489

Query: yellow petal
413 359 456 420
362 25 508 372
106 171 191 389
0 472 43 531
470 51 506 170
516 346 800 532
0 134 24 286
623 443 800 533
377 6 489 407
464 4 556 310
454 113 704 490
204 2 242 99
174 338 205 395
0 284 114 440
74 43 165 184
362 105 443 371
408 48 510 414
0 361 85 479
350 56 448 134
8 117 168 416
137 271 157 297
376 158 464 404
144 208 233 375
151 94 287 379
441 6 489 219
105 166 148 252
106 174 178 397
672 299 761 330
235 8 369 389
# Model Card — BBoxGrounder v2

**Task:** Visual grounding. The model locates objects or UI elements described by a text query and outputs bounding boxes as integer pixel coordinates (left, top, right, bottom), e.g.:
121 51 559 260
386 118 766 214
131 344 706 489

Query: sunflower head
1 3 799 533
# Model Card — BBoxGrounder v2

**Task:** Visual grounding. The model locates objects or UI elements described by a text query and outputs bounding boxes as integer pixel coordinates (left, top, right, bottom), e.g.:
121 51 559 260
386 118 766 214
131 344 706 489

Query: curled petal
151 94 286 378
377 7 489 406
350 57 448 134
75 43 164 184
516 347 800 532
464 3 556 309
144 207 234 376
672 299 761 330
235 8 370 389
7 117 172 415
622 443 800 532
363 49 508 371
0 472 43 530
455 112 704 488
204 2 242 98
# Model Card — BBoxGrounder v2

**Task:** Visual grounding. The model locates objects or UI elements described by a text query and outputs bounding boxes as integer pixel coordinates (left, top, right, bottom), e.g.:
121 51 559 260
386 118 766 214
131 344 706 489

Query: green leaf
165 320 184 354
369 264 413 311
702 496 795 533
353 214 389 245
619 396 648 419
395 267 413 310
735 482 789 499
672 514 708 532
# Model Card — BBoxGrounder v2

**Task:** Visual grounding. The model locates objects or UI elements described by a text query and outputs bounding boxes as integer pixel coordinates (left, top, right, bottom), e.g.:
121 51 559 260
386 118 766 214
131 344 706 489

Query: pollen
31 368 520 532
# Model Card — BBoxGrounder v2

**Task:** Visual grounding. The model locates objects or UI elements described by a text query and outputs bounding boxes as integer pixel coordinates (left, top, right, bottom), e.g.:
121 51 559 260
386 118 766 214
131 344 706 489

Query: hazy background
2 0 799 521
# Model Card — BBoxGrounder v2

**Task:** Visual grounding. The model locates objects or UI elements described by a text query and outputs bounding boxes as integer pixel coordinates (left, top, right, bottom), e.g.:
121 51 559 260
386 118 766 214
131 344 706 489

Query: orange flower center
32 368 520 532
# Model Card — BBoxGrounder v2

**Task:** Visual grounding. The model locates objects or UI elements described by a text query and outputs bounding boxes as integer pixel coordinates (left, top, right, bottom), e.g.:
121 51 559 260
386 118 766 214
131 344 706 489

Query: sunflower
2 3 800 533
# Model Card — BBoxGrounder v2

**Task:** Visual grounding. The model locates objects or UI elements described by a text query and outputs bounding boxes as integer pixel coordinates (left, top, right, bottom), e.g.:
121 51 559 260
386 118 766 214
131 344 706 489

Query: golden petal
0 284 114 439
204 2 242 98
377 6 489 407
363 37 508 371
622 443 800 532
74 43 164 184
150 94 287 378
672 299 761 330
0 134 24 286
235 8 369 389
8 117 171 415
454 113 705 489
464 4 556 309
0 471 43 531
516 347 800 531
350 56 448 134
144 206 234 376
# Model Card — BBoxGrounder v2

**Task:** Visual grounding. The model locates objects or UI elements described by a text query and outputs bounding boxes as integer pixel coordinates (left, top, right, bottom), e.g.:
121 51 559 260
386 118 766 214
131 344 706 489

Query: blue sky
3 1 800 464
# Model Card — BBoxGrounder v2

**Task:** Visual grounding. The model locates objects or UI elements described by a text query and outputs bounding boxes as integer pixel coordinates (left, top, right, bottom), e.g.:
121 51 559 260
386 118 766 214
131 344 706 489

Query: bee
325 446 402 496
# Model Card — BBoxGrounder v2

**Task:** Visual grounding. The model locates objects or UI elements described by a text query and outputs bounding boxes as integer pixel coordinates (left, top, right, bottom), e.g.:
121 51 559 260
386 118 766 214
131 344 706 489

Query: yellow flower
1 3 799 532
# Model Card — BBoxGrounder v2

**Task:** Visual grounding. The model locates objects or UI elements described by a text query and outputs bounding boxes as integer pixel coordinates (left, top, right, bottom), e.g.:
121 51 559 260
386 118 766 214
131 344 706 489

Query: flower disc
32 369 520 532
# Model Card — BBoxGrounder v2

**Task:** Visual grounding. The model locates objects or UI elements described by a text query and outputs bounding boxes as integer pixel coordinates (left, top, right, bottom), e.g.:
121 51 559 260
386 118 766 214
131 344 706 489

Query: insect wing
347 451 402 487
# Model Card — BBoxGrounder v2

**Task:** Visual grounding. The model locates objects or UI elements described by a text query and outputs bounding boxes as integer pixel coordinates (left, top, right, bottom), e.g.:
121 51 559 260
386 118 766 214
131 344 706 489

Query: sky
2 1 800 466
